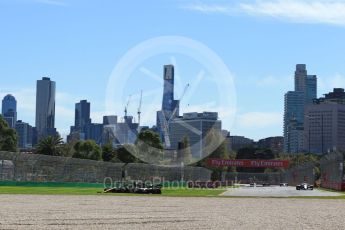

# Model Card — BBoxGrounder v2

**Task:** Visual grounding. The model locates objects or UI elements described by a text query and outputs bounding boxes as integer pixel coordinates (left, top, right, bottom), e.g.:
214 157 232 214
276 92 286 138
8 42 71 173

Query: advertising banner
207 159 289 168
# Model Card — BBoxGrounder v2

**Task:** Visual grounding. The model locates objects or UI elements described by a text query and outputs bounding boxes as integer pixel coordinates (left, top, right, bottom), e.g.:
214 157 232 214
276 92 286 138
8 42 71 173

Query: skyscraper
1 94 17 128
283 91 305 153
68 100 92 141
157 65 180 146
75 100 91 131
283 64 317 153
15 120 33 149
294 64 317 104
305 75 317 104
35 77 56 139
294 64 308 92
162 65 179 116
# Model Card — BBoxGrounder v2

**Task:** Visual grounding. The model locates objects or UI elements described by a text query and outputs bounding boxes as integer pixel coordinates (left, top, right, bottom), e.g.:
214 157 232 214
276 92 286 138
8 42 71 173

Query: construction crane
163 83 190 148
137 90 143 126
124 95 132 118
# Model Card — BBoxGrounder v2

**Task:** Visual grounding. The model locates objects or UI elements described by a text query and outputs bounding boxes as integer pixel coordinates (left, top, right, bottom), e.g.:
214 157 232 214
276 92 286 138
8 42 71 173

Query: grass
1 185 344 199
162 188 226 197
0 186 226 197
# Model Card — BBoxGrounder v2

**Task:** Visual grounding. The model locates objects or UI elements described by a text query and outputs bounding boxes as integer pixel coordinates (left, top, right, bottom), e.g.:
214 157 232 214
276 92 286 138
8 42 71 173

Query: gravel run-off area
1 195 345 230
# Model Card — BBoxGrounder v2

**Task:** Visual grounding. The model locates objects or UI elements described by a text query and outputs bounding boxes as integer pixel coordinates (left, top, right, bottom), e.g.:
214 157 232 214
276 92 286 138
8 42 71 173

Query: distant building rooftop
178 112 218 120
314 88 345 104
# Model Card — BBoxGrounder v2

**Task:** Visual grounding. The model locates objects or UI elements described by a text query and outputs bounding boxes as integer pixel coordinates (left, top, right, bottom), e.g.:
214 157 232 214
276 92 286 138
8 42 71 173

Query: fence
225 163 315 186
0 151 211 184
225 172 282 184
281 162 315 186
320 152 345 191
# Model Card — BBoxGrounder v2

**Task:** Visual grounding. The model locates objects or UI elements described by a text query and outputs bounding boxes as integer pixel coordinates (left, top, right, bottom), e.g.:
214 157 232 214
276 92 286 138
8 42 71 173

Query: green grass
0 186 226 197
162 188 226 197
1 185 344 199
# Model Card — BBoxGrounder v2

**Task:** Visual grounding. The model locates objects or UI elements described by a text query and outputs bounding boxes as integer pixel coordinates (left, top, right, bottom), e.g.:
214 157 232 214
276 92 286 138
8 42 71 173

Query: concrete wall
0 152 211 183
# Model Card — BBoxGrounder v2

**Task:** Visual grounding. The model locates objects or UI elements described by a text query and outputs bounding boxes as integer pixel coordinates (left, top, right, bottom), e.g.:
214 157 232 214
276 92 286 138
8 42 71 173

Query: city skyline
1 0 345 140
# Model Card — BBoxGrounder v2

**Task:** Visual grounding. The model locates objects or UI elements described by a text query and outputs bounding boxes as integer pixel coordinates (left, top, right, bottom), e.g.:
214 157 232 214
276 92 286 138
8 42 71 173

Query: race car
249 182 256 187
296 183 314 190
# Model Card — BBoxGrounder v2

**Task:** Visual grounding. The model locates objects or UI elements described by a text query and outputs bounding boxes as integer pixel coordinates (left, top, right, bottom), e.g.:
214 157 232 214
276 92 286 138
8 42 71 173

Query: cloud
34 0 67 6
182 3 230 14
237 111 282 128
256 75 292 88
183 0 345 26
318 73 345 93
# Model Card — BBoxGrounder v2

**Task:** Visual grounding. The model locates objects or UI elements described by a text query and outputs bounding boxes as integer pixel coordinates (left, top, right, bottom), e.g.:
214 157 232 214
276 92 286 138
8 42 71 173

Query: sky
1 0 345 141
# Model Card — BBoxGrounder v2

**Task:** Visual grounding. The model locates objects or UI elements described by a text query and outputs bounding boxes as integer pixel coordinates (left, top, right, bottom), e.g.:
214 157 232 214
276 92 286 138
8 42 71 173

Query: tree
0 115 17 152
135 130 163 164
236 147 276 173
116 144 141 163
72 140 102 161
209 140 229 181
59 141 77 157
102 143 116 162
36 135 64 156
203 129 229 181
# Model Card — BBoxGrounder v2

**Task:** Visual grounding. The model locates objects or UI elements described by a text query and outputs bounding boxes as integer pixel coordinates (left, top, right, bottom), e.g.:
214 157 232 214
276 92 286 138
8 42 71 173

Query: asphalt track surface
1 194 345 229
222 185 343 197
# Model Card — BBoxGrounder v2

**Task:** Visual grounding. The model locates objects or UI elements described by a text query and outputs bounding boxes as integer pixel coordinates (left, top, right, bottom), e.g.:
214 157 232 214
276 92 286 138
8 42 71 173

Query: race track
222 185 343 197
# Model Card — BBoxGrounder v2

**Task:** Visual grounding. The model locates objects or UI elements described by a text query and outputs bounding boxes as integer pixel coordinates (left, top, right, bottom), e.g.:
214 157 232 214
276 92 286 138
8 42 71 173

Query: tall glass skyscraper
35 77 56 139
284 64 317 153
283 91 305 153
1 94 17 128
69 100 92 140
157 65 180 147
162 65 179 115
75 100 91 130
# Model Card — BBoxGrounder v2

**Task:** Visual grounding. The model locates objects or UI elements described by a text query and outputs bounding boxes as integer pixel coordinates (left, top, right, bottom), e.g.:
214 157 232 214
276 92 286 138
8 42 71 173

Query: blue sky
1 0 345 140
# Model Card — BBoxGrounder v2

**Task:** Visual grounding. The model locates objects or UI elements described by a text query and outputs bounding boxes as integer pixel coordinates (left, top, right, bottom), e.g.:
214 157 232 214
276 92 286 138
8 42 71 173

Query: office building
1 94 17 128
68 100 107 144
85 123 103 144
35 77 56 139
314 88 345 104
157 65 180 146
103 115 117 125
283 91 305 153
257 136 284 153
283 65 317 153
304 88 345 154
102 115 139 147
229 135 254 151
294 64 317 103
15 120 33 149
75 100 91 130
169 112 222 158
69 100 92 141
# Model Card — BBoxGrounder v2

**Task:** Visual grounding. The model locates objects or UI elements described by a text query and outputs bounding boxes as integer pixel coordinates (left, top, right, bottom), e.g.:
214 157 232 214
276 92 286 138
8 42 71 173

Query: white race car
296 183 314 190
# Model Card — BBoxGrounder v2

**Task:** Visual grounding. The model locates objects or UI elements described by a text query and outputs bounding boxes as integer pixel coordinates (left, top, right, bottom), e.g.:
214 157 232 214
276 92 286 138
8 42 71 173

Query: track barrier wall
0 152 211 184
